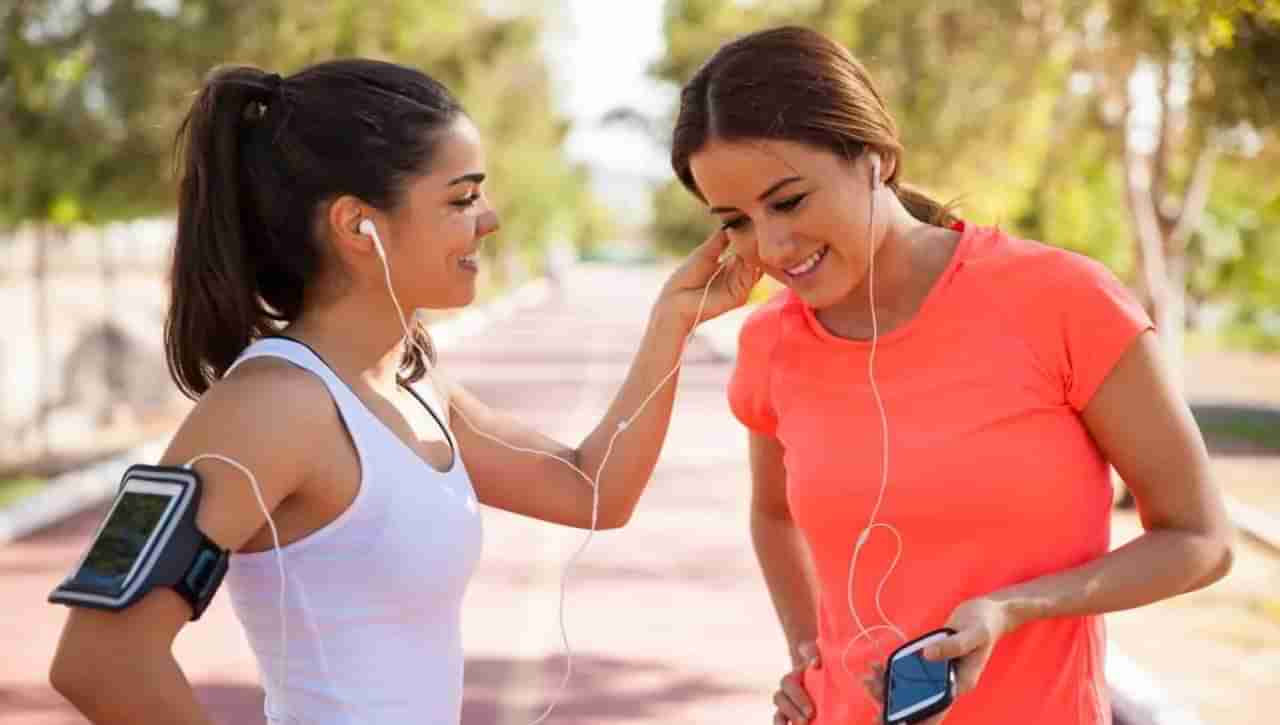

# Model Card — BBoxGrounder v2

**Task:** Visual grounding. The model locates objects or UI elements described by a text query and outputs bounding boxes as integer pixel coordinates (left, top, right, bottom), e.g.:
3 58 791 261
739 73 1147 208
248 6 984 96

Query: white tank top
223 337 483 724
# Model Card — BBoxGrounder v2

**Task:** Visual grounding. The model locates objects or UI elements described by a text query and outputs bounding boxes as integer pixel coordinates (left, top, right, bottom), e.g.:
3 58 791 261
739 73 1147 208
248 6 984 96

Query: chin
451 286 478 308
786 281 852 311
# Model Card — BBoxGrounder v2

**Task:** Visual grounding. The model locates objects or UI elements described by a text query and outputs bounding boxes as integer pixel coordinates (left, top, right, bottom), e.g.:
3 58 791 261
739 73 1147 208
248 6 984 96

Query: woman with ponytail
672 26 1233 725
48 59 758 724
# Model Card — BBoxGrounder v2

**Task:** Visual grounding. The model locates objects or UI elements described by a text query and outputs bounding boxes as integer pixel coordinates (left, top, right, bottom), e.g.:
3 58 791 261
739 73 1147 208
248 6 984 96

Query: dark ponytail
166 60 464 398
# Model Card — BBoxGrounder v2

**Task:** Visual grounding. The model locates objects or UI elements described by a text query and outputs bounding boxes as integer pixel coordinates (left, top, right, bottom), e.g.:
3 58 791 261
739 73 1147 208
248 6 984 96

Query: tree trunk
1119 58 1218 392
1159 251 1188 383
1123 137 1175 365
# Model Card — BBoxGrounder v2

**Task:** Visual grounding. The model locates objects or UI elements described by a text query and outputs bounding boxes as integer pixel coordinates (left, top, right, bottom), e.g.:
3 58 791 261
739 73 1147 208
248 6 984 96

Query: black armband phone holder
48 464 229 620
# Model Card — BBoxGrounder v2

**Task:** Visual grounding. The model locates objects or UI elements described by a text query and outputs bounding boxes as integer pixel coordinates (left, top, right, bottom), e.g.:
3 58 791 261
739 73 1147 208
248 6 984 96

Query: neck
285 283 413 391
818 196 948 339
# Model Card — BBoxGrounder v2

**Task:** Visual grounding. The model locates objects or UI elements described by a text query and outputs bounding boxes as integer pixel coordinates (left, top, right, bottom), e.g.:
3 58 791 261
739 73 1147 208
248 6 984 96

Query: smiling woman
671 26 1233 725
47 57 760 725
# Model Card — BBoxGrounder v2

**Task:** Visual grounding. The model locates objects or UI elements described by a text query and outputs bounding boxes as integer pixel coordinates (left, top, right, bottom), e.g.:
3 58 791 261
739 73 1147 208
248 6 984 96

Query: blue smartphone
883 628 957 724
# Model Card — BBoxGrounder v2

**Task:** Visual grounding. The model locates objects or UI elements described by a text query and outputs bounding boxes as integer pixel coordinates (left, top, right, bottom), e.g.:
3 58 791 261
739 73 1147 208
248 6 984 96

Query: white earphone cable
841 156 907 684
183 453 290 720
188 219 735 723
373 222 729 724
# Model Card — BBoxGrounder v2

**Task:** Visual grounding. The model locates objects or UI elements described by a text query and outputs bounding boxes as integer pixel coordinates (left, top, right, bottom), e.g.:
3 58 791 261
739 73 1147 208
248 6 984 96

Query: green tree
1 0 609 452
1 0 608 267
1092 1 1280 374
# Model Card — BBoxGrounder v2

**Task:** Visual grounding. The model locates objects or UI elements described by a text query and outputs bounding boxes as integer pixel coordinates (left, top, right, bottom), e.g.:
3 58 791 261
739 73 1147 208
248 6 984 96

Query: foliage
0 1 611 256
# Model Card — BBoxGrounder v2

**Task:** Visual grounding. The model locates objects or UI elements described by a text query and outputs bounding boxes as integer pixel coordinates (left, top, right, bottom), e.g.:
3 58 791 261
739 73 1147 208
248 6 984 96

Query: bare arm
921 332 1235 706
49 363 327 722
752 431 825 725
749 431 820 666
447 305 684 529
448 232 759 529
50 591 217 725
988 331 1234 625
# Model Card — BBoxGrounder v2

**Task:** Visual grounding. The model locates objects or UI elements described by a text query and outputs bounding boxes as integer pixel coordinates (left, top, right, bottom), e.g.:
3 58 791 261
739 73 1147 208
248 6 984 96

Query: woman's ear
877 150 899 187
327 194 380 261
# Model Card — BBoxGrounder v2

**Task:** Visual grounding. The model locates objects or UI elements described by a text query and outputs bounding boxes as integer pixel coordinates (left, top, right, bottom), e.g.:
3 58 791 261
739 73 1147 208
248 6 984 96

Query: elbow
597 504 635 531
1185 526 1236 592
49 647 100 707
49 629 125 710
1207 528 1236 585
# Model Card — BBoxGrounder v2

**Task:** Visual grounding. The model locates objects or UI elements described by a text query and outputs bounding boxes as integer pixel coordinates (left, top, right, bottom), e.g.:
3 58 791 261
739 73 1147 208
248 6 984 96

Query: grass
1192 406 1280 453
0 476 46 508
1223 324 1280 354
1187 325 1280 355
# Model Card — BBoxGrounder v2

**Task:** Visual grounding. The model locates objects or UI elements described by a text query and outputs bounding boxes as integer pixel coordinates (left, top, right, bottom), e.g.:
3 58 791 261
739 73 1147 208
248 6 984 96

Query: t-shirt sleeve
727 303 782 436
1053 252 1155 411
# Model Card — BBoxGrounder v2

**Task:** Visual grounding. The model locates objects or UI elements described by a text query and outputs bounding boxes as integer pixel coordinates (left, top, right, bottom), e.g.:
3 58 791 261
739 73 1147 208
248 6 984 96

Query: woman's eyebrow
708 175 804 214
448 172 486 186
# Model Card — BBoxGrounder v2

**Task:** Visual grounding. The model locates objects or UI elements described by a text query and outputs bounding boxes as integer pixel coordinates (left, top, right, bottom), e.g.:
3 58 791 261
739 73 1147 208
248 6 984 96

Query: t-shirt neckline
799 220 977 348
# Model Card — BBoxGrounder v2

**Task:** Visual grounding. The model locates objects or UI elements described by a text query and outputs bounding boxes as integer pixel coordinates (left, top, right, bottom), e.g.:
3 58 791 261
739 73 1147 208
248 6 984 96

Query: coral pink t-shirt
729 222 1153 725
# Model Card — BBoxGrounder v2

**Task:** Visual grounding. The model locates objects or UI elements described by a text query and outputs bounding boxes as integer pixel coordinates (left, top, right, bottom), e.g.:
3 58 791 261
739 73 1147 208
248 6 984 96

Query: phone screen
886 647 950 721
71 491 174 595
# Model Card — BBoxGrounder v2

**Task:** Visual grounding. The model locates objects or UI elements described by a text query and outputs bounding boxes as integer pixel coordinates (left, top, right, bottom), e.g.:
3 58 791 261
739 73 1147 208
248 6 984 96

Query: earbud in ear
358 218 386 260
870 152 882 191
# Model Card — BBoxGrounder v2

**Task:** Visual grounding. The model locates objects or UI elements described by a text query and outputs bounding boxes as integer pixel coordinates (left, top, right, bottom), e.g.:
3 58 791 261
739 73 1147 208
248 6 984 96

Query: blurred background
1 1 1277 723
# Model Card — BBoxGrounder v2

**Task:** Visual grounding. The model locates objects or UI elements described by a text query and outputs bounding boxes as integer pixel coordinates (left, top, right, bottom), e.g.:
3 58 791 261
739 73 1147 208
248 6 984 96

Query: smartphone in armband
48 464 229 620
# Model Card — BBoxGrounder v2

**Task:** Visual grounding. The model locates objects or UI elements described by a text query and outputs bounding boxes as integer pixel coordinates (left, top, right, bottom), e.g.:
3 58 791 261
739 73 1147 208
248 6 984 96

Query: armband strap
48 464 230 621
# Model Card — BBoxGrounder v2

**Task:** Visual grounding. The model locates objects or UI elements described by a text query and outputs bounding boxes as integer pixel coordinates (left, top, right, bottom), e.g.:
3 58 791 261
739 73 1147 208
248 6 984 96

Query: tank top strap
226 336 378 445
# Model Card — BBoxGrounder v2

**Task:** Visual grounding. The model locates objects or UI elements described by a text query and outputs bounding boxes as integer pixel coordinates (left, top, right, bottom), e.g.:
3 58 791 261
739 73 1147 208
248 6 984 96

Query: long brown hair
671 26 955 226
167 59 462 399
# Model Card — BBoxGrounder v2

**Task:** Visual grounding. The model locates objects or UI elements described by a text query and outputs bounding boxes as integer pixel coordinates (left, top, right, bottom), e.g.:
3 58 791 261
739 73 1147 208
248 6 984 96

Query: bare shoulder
157 356 341 551
51 359 346 680
162 357 335 459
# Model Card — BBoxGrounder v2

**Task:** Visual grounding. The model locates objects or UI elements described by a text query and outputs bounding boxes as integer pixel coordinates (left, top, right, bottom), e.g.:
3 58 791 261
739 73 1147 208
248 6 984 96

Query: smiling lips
459 251 479 272
784 245 829 279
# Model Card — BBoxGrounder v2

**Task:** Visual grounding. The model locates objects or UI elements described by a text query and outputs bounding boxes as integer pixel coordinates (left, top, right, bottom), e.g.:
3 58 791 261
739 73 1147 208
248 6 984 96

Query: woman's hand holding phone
864 598 1020 724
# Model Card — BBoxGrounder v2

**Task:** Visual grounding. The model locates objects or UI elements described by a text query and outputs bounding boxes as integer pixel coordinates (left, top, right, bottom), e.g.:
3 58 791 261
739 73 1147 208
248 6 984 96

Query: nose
754 219 795 269
477 209 500 238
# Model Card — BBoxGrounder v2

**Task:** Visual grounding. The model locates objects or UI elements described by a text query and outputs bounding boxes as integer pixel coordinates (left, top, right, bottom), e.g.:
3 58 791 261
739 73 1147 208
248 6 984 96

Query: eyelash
720 193 809 231
452 192 481 208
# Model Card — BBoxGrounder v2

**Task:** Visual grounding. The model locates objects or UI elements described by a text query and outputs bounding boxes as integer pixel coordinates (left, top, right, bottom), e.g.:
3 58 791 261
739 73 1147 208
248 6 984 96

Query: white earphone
840 147 908 682
358 218 385 259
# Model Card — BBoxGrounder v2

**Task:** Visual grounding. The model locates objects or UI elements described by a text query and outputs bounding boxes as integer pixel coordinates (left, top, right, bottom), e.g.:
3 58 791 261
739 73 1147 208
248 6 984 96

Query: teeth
460 253 478 264
786 247 824 276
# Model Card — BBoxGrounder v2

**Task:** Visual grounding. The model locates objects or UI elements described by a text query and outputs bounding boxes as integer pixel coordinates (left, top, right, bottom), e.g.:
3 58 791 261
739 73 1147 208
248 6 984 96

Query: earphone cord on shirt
841 174 908 685
182 453 292 722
